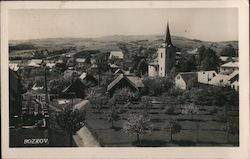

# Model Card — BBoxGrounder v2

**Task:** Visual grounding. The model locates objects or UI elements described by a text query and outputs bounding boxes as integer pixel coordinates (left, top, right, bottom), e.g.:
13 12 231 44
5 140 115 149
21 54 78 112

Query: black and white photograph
1 0 249 159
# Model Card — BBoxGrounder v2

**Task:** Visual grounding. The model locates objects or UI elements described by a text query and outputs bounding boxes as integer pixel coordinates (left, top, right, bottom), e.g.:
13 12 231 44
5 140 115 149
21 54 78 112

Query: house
220 61 238 74
197 71 217 84
76 58 86 63
148 22 176 77
63 70 78 79
79 72 98 87
61 79 86 98
148 62 159 77
28 59 43 67
175 72 198 90
186 48 198 55
109 63 119 72
61 72 98 98
46 62 56 69
9 63 19 71
31 83 44 91
9 69 23 127
208 74 231 87
219 56 238 63
205 70 238 87
107 74 144 95
231 80 239 92
113 69 124 76
109 51 124 60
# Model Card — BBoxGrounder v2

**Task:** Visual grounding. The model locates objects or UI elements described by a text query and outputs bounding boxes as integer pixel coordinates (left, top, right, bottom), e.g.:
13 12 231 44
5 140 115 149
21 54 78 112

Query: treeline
9 44 37 51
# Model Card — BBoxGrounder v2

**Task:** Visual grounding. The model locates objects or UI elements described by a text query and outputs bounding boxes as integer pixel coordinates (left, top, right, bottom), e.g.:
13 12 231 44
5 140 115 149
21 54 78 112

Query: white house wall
148 65 158 77
175 75 186 90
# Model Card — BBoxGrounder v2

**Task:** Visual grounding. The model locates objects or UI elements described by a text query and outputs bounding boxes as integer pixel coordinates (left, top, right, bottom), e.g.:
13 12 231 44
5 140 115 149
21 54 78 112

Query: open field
85 96 239 147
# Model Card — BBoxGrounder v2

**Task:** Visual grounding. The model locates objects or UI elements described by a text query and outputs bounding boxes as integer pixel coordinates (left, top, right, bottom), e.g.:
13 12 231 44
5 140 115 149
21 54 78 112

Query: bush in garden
164 105 175 115
142 77 174 96
181 103 199 120
113 87 135 104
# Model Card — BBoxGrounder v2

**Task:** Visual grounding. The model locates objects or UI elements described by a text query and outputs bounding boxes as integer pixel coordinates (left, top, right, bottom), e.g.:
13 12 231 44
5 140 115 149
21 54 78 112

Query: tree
177 54 197 72
56 108 86 146
181 103 198 120
136 59 148 77
95 53 110 87
162 119 182 142
142 77 174 96
113 87 134 104
197 46 220 71
139 96 152 113
87 90 108 110
48 78 71 94
107 98 119 128
220 44 237 57
123 114 152 145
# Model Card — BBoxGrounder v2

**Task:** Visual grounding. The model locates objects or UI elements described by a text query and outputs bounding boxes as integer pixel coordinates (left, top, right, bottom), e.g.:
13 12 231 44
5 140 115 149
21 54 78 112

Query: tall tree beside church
197 46 220 71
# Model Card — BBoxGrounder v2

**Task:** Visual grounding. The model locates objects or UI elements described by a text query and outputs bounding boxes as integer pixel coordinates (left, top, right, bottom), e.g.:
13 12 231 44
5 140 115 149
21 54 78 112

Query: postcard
1 0 249 159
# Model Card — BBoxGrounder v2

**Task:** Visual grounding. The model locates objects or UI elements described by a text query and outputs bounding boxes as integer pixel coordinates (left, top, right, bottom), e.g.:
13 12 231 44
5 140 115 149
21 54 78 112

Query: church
148 23 176 77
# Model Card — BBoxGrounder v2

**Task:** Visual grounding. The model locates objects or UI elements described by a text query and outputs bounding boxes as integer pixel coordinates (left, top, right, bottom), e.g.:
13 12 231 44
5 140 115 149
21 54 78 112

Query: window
203 72 205 74
161 67 162 70
161 52 163 58
177 76 180 79
213 73 216 77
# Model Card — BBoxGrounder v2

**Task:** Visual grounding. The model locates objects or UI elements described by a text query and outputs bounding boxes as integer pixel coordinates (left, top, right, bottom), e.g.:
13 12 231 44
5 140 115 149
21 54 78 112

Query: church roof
165 23 172 45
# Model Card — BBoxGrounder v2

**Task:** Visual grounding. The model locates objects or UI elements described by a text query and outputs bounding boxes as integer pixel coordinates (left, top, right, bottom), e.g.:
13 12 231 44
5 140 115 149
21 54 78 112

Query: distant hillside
9 35 238 55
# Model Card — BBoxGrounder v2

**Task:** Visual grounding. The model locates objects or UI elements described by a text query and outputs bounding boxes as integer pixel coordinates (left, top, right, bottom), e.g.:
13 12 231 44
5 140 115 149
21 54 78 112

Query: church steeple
165 22 172 45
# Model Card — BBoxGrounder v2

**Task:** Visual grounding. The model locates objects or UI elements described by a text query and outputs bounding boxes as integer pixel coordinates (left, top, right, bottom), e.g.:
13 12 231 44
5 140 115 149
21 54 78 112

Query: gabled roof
79 72 87 80
109 63 119 68
228 70 239 83
127 76 144 88
107 74 144 92
28 59 43 67
30 59 43 64
177 72 198 83
62 79 85 93
109 51 124 59
114 69 124 75
220 56 238 62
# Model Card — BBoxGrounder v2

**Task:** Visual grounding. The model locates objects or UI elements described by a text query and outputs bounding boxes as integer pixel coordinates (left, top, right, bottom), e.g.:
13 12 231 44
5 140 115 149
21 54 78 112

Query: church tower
157 22 176 77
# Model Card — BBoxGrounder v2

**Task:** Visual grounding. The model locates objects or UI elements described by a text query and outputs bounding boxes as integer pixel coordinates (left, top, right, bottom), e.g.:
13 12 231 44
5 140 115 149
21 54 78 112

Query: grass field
85 96 239 147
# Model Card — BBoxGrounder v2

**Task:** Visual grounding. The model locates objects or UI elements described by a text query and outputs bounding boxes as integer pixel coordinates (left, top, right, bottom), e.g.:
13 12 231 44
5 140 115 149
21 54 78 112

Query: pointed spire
165 22 172 45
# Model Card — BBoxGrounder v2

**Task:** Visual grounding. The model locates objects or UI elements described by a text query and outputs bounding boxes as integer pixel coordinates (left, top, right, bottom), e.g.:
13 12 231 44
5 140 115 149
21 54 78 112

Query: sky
9 8 238 42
